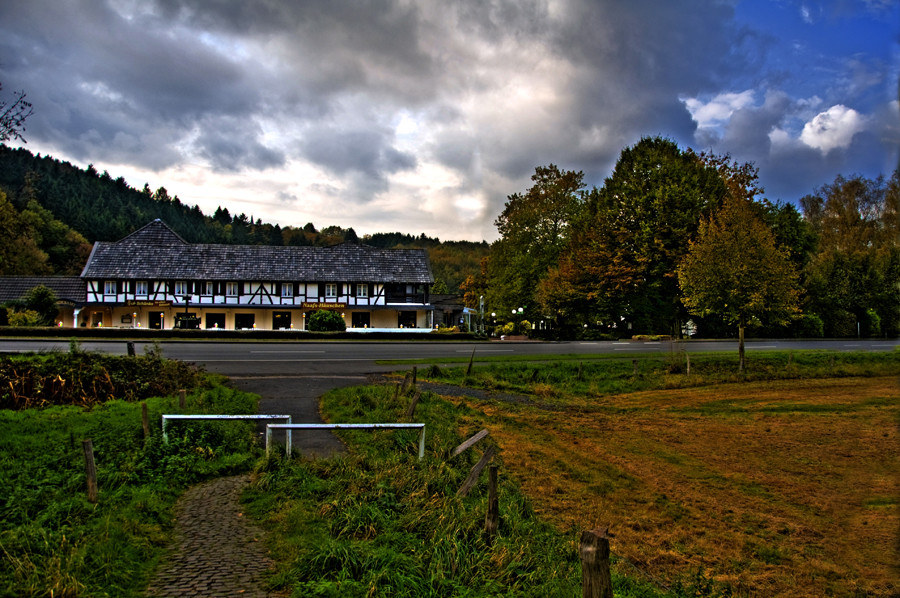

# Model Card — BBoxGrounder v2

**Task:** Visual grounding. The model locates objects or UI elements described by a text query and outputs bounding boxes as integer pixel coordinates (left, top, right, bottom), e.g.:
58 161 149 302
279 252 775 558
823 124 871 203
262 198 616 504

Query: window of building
234 313 255 329
175 281 188 296
205 313 226 329
273 311 292 329
357 283 368 298
104 281 116 295
325 283 337 298
281 283 293 298
226 282 238 296
204 281 213 295
136 281 148 296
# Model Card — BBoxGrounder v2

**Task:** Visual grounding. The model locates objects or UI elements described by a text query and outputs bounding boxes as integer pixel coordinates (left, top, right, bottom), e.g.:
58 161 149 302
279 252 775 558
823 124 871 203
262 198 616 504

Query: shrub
307 310 347 332
7 309 43 327
862 308 881 337
796 313 824 338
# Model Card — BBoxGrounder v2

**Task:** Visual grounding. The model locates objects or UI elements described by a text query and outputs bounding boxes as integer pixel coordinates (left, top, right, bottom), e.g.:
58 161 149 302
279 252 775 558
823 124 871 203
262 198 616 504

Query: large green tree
678 196 800 370
539 137 728 335
482 164 586 321
800 172 900 336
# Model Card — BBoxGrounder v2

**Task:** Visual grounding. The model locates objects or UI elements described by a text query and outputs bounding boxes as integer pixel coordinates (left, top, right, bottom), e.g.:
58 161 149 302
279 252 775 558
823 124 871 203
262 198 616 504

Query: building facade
78 220 435 331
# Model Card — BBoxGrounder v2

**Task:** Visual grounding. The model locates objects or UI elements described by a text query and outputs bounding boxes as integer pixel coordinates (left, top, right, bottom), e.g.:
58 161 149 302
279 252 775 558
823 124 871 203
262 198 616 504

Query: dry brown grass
449 376 899 597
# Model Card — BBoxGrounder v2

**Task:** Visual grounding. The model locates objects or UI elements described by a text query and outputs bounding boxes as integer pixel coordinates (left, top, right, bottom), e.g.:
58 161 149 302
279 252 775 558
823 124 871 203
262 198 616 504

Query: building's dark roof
81 219 434 283
0 277 86 305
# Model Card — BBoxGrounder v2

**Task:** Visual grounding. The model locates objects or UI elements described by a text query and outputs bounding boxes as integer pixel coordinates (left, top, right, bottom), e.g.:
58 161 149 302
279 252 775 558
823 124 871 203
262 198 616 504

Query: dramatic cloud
799 105 867 154
0 0 896 240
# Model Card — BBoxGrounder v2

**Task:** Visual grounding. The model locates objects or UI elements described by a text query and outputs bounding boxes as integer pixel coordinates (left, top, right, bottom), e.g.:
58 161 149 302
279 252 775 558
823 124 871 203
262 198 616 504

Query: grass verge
0 353 261 597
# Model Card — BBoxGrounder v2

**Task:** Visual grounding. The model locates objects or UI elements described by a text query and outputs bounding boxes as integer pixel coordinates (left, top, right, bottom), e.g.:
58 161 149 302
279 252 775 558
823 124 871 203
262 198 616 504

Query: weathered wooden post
580 527 612 598
82 439 98 503
141 402 150 439
457 445 496 497
406 391 422 417
126 341 135 357
484 465 499 544
412 366 417 386
178 389 186 409
686 352 691 377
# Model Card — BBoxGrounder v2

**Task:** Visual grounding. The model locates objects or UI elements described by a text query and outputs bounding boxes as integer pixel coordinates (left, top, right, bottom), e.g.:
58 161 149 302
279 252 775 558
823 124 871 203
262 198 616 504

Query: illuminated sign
301 302 347 309
126 300 172 306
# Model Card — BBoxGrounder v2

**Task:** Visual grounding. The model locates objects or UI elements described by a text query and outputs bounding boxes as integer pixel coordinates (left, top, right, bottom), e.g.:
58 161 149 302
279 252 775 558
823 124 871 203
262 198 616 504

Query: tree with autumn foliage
538 137 727 335
678 195 800 371
480 164 586 322
800 171 899 336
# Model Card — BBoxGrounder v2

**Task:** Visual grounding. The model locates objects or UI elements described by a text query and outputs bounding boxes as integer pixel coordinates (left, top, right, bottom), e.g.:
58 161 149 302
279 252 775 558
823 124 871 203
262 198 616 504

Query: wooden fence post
484 465 499 544
457 445 496 497
82 439 98 503
580 527 612 598
179 389 186 409
412 366 417 386
406 391 422 417
126 341 135 357
141 402 150 439
686 352 691 377
632 359 638 376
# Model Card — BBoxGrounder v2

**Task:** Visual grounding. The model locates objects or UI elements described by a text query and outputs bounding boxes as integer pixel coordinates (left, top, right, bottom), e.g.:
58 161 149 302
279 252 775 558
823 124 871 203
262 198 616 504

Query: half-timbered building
78 219 435 330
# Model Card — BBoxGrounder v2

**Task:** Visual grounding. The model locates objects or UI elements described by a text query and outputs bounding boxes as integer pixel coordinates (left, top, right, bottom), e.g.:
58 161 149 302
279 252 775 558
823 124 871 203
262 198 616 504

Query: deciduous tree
678 196 800 370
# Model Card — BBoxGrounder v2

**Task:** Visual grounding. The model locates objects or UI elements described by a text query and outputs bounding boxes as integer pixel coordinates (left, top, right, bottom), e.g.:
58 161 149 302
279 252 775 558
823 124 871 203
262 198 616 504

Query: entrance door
149 311 164 329
205 313 226 329
351 312 371 328
91 312 104 327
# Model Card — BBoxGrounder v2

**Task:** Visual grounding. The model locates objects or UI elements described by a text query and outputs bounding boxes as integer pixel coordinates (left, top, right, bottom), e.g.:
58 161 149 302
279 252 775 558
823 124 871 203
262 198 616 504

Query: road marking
455 349 513 353
751 346 777 349
250 350 326 354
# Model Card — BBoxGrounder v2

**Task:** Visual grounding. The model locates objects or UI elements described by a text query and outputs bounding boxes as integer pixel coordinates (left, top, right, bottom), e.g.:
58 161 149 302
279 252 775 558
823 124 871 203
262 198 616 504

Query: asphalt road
0 338 896 376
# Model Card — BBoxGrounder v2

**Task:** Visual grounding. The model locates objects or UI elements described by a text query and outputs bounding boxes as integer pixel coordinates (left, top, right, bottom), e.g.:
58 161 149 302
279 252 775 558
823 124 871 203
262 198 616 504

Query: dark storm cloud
0 0 895 239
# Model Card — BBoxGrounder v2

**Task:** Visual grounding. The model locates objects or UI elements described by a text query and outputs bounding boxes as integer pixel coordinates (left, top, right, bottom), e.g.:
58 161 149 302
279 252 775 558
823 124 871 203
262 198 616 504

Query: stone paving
144 474 274 597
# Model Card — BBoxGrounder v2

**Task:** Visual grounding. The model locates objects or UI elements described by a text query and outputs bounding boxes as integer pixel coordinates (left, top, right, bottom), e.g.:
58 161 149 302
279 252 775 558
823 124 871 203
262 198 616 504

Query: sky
1 0 897 242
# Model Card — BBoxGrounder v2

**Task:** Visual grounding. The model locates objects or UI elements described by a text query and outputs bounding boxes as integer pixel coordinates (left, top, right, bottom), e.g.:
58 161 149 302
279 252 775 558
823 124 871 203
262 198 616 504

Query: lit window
175 281 188 296
325 283 337 298
104 281 116 295
281 283 293 298
226 282 238 296
357 284 368 298
136 281 148 296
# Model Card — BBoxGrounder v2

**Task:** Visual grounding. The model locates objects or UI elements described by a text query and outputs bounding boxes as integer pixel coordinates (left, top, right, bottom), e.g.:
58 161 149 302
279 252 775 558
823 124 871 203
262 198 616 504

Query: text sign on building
301 302 347 309
126 300 172 307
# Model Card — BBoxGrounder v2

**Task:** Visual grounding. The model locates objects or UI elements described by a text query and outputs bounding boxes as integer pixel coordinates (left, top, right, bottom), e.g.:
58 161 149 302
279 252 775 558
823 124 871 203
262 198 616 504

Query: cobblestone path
145 474 274 597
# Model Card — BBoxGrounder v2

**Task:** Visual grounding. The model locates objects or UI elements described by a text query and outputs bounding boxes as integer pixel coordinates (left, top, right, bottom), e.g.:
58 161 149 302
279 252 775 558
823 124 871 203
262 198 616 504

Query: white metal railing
266 423 426 459
161 414 293 450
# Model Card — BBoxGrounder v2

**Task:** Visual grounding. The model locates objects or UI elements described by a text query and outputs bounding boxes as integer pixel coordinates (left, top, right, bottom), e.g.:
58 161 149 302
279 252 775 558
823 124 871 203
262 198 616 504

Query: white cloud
682 90 757 130
799 105 867 153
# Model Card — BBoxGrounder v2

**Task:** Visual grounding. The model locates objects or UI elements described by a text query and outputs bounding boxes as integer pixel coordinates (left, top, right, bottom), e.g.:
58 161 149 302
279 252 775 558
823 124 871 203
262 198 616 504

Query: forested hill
0 146 488 292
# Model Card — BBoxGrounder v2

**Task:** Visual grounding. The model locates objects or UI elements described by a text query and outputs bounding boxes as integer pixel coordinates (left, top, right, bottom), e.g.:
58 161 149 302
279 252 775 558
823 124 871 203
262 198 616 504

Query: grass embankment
0 350 261 597
411 351 899 597
246 384 674 598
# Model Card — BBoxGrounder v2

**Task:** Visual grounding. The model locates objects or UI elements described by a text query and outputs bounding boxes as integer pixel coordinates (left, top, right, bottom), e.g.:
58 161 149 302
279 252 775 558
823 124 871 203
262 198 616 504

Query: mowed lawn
446 376 898 597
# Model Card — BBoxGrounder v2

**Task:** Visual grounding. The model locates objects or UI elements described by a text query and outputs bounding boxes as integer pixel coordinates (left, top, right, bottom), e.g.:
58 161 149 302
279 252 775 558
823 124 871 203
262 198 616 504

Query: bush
7 309 43 327
862 308 881 337
796 313 824 338
307 310 347 332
